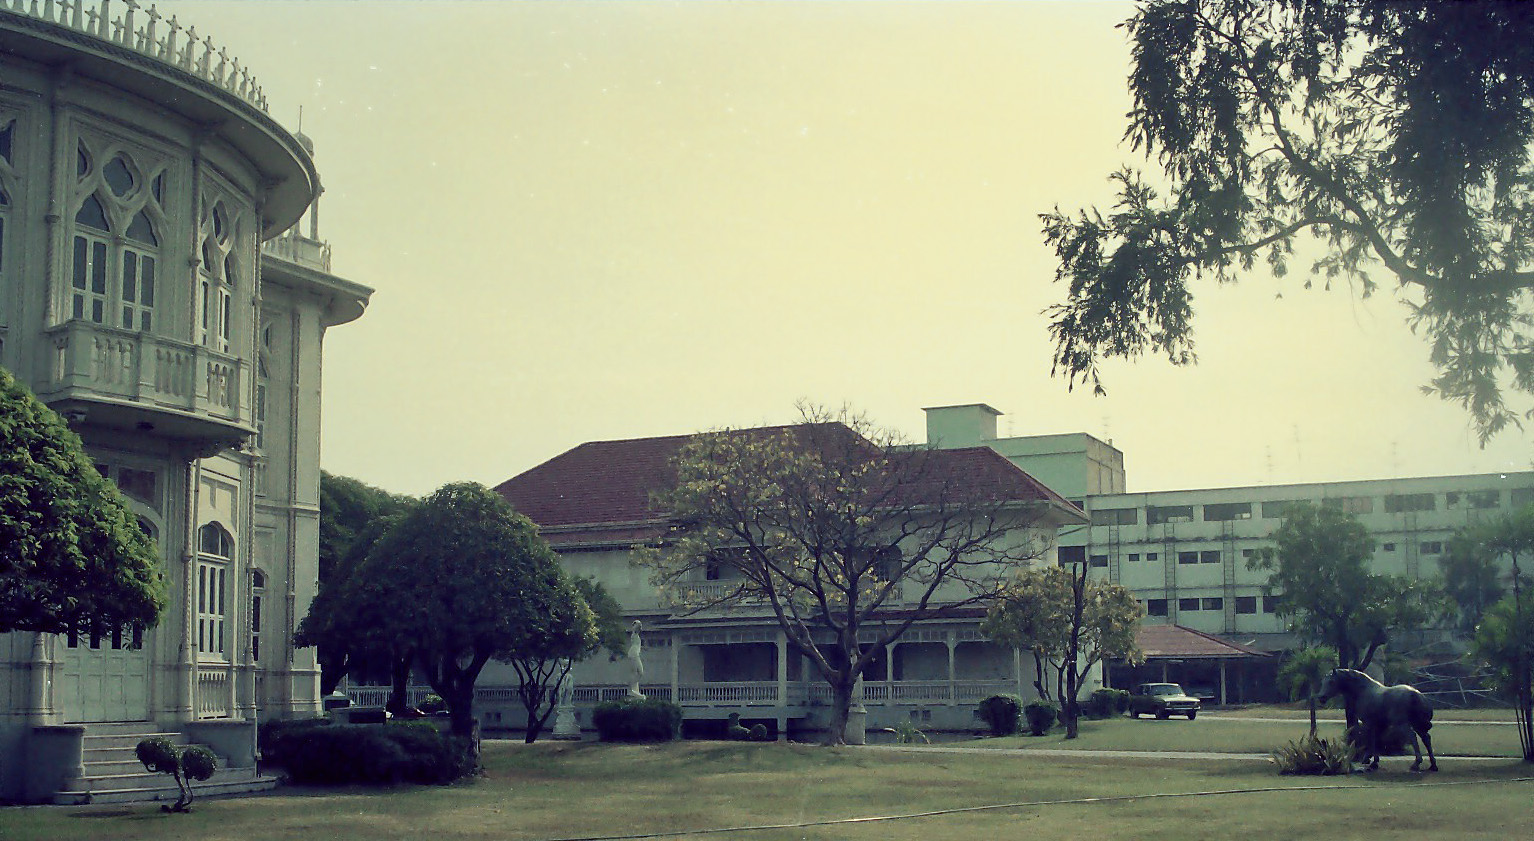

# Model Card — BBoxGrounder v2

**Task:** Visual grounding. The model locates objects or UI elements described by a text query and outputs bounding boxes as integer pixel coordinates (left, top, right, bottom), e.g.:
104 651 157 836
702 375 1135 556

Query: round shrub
592 697 683 742
1085 688 1129 719
748 723 769 741
1024 699 1058 736
418 694 448 715
976 694 1023 736
135 737 180 775
180 745 218 782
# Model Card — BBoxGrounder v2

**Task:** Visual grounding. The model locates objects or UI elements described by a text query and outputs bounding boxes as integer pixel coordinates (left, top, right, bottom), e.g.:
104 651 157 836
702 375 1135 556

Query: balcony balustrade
42 321 251 447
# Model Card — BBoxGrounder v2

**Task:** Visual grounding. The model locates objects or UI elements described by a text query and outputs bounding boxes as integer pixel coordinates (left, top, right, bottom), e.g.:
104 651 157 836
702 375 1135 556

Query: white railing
262 230 332 271
676 682 780 705
2 0 270 111
342 684 436 709
47 322 247 425
196 666 230 719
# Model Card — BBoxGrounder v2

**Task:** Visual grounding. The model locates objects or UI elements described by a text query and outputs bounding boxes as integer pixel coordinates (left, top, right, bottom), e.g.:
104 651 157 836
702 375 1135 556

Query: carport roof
1136 624 1272 660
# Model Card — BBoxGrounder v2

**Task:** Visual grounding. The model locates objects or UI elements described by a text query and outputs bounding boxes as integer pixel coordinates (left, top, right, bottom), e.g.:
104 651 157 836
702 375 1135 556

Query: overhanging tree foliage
1249 503 1437 676
1044 0 1534 441
980 564 1143 739
506 575 625 744
0 365 165 635
643 405 1060 745
1440 530 1507 634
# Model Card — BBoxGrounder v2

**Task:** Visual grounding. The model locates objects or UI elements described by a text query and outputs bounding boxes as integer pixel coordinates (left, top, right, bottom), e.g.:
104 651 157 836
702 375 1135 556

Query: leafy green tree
0 365 164 635
1043 1 1534 441
1277 645 1338 737
302 473 413 696
363 482 579 745
643 404 1056 745
1468 504 1534 762
1249 503 1430 674
981 564 1143 739
1439 531 1507 634
506 575 625 744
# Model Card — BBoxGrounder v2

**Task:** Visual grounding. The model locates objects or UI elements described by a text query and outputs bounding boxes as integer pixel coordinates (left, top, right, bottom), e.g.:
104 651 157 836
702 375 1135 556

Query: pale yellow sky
181 0 1531 497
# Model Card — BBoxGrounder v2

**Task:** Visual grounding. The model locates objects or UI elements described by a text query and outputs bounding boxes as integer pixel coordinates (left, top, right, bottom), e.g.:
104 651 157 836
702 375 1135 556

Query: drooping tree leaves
1046 0 1534 441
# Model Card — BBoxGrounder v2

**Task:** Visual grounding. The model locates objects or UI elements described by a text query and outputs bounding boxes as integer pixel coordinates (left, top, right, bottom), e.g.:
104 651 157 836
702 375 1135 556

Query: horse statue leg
1418 725 1437 772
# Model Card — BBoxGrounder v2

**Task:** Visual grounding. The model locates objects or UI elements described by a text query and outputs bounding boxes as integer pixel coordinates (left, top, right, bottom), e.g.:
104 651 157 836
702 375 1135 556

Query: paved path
1200 714 1517 726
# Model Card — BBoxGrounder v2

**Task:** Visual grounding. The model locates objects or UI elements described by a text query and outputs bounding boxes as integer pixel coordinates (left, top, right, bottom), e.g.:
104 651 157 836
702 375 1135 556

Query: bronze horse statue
1317 668 1437 772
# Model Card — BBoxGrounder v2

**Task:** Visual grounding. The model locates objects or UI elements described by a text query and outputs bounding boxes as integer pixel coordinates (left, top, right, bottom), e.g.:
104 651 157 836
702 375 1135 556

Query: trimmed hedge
592 696 683 742
1085 688 1130 719
976 694 1023 736
1024 699 1058 735
262 721 472 785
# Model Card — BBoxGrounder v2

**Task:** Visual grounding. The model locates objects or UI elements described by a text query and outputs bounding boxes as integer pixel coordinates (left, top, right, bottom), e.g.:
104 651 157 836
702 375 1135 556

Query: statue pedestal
844 703 868 745
551 700 581 740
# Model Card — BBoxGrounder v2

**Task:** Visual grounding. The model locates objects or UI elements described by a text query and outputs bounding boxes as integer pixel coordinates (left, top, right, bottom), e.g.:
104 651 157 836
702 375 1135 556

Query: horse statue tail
1412 694 1434 733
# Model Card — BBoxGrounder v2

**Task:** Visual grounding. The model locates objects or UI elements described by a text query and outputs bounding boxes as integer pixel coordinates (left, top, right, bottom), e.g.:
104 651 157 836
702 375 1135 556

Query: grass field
959 710 1524 757
4 733 1532 841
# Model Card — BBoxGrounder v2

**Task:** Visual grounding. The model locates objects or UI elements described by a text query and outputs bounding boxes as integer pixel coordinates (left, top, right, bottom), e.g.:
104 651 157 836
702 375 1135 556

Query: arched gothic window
70 144 161 331
196 523 233 657
250 569 266 662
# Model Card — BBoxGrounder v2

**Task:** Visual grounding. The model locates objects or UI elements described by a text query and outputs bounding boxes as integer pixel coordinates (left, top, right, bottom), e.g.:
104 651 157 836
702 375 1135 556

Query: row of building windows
1090 487 1533 527
1144 595 1279 617
1073 540 1448 568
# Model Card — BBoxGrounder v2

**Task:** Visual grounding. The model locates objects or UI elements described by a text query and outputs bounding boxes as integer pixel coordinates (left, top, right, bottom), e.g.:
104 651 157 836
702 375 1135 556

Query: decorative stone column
844 674 867 745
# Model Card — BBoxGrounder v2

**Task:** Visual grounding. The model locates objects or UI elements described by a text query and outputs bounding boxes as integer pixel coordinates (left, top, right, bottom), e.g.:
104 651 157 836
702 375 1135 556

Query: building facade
922 404 1534 657
0 4 369 802
488 426 1088 739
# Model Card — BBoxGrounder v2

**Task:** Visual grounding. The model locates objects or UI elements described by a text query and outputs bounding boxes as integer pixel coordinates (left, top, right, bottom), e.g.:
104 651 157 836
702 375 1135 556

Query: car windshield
1147 684 1182 696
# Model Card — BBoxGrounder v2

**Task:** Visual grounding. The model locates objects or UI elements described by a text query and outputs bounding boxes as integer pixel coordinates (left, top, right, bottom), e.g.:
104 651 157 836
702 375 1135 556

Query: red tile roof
1136 624 1273 659
494 423 1080 548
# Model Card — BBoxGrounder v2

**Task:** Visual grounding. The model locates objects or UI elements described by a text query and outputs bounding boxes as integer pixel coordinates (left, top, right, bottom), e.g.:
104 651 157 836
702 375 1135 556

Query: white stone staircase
52 722 278 805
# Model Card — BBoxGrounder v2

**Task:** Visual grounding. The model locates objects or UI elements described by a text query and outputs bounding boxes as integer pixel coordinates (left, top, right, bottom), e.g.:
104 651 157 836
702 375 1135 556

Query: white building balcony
40 321 253 450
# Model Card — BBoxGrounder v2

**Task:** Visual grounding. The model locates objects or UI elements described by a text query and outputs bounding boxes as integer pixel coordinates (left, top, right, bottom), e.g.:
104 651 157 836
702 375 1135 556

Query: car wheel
1187 711 1197 720
1156 710 1169 720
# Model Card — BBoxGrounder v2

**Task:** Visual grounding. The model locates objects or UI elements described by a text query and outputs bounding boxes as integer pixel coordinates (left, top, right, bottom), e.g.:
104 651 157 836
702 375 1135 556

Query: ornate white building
0 3 369 803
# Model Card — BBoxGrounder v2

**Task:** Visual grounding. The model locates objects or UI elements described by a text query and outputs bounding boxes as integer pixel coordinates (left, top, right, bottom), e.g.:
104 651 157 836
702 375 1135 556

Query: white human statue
626 619 645 697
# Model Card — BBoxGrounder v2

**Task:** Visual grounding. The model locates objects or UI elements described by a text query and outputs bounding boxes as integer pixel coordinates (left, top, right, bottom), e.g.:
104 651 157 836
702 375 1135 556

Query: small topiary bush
1271 734 1353 775
726 713 752 741
136 737 219 812
418 694 448 715
1024 699 1058 736
592 696 683 742
748 723 769 741
265 722 470 785
1085 688 1130 719
976 694 1023 736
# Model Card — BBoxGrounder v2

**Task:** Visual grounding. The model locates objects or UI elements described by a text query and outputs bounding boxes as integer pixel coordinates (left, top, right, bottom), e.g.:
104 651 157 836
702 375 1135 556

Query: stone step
83 731 184 752
53 768 278 806
82 757 163 776
72 720 159 736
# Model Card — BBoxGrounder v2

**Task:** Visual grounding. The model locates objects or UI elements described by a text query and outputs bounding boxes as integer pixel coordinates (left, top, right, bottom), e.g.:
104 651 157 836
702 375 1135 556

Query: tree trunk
1307 695 1318 737
387 653 413 715
823 676 854 746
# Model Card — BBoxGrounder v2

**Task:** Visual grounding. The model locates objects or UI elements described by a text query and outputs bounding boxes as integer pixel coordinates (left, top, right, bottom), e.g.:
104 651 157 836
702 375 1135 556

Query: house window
1420 541 1444 555
1262 595 1279 613
198 201 240 352
1058 545 1087 566
1513 488 1534 509
1203 502 1252 521
1148 505 1195 525
69 148 161 331
1235 596 1257 614
1128 553 1140 563
1178 551 1199 565
1146 599 1168 617
196 523 233 657
1322 496 1374 515
1200 550 1221 564
1201 597 1223 611
1146 552 1158 562
1382 542 1397 552
1177 597 1201 612
1385 493 1436 514
1261 500 1303 519
1090 508 1138 526
1446 491 1499 510
1241 548 1257 559
1089 554 1109 568
251 570 265 662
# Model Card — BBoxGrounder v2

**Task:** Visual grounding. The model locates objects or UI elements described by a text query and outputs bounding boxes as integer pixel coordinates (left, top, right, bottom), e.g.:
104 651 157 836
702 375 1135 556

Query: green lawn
4 738 1533 841
960 711 1523 757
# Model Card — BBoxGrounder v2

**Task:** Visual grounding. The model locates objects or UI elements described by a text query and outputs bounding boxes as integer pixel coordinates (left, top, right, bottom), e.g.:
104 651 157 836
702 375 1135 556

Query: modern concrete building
922 403 1534 690
0 4 369 803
